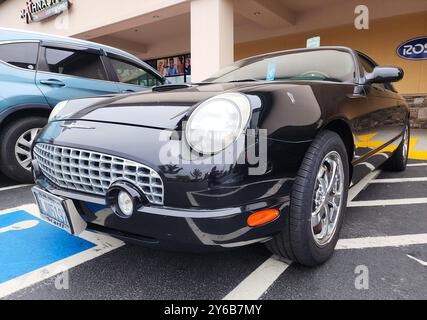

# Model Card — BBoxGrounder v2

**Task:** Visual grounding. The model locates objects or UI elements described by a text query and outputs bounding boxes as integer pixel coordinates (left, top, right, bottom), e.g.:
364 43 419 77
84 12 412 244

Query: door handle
40 79 66 87
121 89 135 93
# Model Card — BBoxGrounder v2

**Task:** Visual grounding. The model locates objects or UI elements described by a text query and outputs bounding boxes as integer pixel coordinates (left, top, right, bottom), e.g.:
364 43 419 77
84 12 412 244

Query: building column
190 0 234 82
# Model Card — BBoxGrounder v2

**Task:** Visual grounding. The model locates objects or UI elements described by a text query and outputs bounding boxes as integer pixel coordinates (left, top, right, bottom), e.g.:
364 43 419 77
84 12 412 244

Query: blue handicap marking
0 210 95 284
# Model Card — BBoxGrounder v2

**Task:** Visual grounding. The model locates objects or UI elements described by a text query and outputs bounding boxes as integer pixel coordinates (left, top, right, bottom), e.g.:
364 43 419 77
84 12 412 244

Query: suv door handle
121 89 135 93
40 79 66 87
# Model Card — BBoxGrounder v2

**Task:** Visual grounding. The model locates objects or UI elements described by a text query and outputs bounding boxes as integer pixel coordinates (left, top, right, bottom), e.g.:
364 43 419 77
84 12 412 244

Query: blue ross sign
397 37 427 60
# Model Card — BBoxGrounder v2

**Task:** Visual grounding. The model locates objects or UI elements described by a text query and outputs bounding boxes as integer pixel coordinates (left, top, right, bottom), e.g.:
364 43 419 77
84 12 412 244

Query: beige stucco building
1 0 427 125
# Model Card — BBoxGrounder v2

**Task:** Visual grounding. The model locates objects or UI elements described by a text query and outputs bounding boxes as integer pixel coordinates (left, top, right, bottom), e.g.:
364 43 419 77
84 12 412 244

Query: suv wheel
0 117 47 183
266 130 349 267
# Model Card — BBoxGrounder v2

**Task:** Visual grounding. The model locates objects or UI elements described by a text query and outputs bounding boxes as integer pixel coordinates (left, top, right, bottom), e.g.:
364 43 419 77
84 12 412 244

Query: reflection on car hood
59 82 314 129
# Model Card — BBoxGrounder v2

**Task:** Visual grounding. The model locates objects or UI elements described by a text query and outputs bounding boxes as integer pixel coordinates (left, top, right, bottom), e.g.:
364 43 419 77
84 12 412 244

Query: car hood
59 81 319 129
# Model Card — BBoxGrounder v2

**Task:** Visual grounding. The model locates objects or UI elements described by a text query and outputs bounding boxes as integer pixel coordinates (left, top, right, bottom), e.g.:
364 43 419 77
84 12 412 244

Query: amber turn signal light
247 209 280 227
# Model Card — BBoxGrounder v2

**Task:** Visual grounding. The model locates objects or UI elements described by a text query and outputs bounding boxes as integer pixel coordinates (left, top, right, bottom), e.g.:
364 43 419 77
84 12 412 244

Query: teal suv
0 28 165 183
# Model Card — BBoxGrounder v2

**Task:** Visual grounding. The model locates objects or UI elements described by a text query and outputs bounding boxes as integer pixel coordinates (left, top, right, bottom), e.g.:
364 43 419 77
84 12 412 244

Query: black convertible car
31 47 409 267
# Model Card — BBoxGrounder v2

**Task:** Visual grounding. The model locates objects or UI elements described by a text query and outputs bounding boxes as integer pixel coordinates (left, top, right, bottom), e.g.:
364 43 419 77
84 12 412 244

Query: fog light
106 181 147 219
118 191 134 217
247 209 280 227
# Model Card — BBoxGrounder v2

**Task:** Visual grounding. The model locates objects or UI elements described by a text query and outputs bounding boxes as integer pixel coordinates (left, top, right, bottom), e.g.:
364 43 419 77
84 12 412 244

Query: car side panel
239 82 406 186
0 62 48 114
351 86 406 180
36 70 120 107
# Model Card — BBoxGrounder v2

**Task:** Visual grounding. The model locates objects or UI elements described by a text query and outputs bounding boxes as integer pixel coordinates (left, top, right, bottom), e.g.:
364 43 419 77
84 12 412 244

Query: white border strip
0 205 125 299
336 233 427 250
348 197 427 207
370 177 427 184
407 163 427 167
223 256 289 300
0 204 39 216
348 170 380 203
0 184 32 193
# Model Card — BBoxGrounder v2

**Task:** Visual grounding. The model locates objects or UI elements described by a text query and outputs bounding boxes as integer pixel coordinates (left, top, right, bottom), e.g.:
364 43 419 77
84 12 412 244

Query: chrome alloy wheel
14 128 42 171
311 151 345 247
403 125 410 159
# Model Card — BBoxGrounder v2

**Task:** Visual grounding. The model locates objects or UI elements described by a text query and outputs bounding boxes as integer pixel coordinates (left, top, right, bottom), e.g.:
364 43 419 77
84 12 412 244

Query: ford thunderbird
31 47 409 267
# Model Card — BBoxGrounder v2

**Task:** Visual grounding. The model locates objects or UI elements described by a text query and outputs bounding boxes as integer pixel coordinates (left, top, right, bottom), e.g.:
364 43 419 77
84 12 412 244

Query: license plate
32 187 74 234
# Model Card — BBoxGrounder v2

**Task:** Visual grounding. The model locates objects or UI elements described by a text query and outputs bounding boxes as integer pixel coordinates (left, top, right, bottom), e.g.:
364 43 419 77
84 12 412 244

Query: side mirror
365 66 404 84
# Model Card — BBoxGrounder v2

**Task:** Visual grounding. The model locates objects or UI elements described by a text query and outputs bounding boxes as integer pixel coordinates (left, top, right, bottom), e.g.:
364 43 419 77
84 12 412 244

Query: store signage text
20 0 71 24
397 37 427 60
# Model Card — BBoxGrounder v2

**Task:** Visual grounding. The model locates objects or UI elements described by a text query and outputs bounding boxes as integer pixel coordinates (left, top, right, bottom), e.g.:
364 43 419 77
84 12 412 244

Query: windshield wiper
227 79 258 83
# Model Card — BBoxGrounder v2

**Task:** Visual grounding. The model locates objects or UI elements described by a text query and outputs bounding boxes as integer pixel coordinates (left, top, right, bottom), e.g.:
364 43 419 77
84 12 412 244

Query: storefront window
146 54 191 84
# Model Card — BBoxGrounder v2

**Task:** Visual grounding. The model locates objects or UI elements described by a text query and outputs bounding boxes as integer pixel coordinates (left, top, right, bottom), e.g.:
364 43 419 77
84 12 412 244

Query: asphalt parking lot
1 136 427 300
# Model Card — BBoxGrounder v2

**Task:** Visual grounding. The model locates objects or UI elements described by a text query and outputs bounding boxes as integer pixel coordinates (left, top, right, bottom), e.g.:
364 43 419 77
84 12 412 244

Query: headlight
48 100 69 122
185 93 251 154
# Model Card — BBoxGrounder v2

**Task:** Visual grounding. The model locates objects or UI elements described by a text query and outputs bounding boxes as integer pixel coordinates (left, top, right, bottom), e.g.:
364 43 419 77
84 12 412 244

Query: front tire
266 130 349 267
0 117 46 183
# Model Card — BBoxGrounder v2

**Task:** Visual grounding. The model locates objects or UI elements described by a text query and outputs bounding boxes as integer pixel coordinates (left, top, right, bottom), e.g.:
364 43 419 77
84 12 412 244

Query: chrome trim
33 143 164 205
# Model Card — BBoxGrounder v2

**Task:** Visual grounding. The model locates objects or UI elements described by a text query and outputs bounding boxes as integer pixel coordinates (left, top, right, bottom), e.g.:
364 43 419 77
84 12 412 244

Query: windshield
204 49 355 83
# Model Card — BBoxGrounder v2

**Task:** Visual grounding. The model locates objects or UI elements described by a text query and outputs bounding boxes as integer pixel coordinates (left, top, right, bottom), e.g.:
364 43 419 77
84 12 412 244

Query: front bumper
34 175 289 251
31 120 308 251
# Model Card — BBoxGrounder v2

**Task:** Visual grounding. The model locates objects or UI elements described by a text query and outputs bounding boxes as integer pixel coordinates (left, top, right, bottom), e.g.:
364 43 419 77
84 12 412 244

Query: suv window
0 42 38 70
43 47 108 81
110 58 163 87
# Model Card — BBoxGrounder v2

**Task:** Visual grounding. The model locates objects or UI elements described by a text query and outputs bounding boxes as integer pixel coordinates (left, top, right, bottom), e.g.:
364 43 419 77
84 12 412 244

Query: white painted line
336 233 427 250
348 197 427 207
223 256 290 300
348 170 380 203
370 177 427 184
224 233 427 300
0 204 39 215
0 204 125 299
0 184 32 192
407 163 427 167
407 254 427 267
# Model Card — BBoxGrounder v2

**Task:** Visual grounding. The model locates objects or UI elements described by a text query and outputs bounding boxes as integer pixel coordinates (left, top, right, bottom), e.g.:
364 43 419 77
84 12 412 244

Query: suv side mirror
365 66 404 84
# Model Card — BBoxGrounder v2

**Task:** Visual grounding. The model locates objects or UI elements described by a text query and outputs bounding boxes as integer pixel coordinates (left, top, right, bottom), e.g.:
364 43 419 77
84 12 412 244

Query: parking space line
336 233 427 250
0 204 39 215
0 184 32 193
224 232 427 300
0 205 125 299
348 170 380 203
407 163 427 167
348 197 427 207
370 177 427 184
222 256 290 300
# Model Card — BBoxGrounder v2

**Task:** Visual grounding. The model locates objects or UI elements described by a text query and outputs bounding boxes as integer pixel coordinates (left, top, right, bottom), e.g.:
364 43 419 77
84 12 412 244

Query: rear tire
0 117 46 183
266 130 349 267
383 123 410 172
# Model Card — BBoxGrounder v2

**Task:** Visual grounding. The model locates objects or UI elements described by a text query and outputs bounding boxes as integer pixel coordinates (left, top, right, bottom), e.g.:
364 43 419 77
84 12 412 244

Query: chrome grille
33 143 164 205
